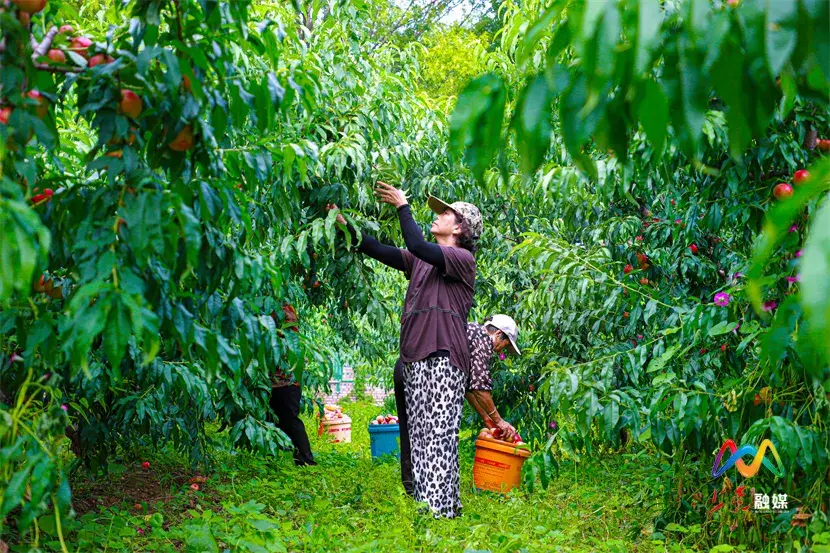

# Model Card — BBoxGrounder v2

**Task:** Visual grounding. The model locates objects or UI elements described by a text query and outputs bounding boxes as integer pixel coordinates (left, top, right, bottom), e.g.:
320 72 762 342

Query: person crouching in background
270 303 317 467
393 314 521 495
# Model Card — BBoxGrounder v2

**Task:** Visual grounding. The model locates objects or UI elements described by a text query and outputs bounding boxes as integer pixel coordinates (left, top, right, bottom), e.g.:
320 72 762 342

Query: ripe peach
13 0 47 15
168 125 194 151
47 49 66 63
89 54 114 68
70 36 92 57
119 89 142 119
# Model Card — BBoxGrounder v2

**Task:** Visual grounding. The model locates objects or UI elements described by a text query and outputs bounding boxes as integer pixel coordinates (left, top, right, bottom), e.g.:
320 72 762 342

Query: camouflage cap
427 195 483 240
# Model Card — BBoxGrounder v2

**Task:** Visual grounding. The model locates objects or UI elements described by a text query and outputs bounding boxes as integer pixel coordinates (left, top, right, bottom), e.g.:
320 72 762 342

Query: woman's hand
326 203 347 226
374 181 408 208
494 419 517 442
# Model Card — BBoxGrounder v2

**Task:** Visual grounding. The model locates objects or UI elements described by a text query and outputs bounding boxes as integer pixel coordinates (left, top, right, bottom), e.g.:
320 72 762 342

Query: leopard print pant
403 356 466 518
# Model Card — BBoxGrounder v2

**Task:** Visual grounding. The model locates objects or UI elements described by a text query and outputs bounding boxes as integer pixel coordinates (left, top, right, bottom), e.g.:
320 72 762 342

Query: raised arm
374 182 446 272
326 203 407 273
396 205 445 271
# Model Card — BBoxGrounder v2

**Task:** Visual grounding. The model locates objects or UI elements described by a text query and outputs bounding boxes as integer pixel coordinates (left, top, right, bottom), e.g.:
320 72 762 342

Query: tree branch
375 0 458 47
33 62 82 73
32 26 59 60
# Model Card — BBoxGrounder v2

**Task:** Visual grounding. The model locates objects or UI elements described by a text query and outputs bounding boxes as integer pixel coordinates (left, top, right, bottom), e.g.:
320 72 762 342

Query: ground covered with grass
38 401 759 553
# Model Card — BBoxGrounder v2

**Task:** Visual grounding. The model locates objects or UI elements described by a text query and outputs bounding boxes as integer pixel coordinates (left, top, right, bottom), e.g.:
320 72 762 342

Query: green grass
30 401 762 553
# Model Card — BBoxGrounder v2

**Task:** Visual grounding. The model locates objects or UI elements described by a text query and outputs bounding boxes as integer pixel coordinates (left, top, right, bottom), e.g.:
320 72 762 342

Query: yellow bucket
473 438 531 493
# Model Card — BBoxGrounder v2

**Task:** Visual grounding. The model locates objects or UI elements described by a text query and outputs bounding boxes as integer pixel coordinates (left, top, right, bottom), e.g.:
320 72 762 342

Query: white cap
485 314 520 355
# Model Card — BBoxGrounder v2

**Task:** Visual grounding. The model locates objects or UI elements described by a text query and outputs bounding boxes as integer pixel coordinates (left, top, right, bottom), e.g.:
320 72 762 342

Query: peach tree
449 0 829 546
0 0 349 540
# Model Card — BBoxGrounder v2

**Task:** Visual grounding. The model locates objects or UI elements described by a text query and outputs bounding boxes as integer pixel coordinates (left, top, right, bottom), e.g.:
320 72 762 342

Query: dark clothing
397 204 446 271
348 205 445 272
399 244 475 375
353 232 408 271
269 385 316 466
393 359 414 496
466 322 494 391
347 204 476 374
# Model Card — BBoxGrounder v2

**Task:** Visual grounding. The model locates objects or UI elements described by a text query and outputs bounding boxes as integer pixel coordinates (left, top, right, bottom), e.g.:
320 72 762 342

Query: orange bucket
473 438 531 493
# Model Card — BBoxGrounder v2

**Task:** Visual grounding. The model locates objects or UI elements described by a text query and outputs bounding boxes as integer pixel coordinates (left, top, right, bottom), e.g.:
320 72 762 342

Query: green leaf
449 74 507 183
511 73 555 176
603 399 620 430
1 467 30 516
185 523 219 553
676 38 707 159
647 344 679 373
643 299 658 324
685 0 708 43
516 2 568 68
709 321 738 336
104 298 131 382
765 0 798 77
577 0 607 58
762 296 801 367
747 158 830 313
325 208 339 252
249 518 278 532
162 49 182 91
634 0 662 76
800 196 830 367
636 80 668 157
712 38 751 160
652 371 676 386
560 73 590 157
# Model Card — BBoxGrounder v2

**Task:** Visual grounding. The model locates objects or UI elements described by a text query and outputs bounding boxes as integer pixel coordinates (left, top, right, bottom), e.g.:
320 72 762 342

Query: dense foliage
448 0 830 546
1 0 828 550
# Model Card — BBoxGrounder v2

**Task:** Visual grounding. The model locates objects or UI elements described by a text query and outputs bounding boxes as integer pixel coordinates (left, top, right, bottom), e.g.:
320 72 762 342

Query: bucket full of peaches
368 413 400 459
319 404 352 443
473 427 531 494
